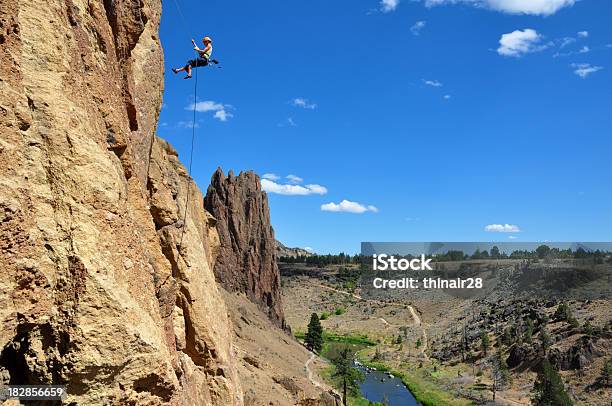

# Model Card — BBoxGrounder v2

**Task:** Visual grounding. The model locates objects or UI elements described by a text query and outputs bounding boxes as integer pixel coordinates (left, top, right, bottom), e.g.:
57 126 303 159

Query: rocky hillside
0 0 242 404
204 169 286 329
276 240 314 259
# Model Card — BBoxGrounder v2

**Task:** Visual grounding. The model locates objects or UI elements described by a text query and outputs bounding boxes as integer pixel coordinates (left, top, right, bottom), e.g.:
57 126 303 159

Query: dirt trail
304 352 323 388
407 305 429 358
315 283 429 358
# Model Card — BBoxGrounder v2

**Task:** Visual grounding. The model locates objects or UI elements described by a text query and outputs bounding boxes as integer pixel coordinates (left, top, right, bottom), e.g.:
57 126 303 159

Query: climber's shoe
172 68 179 74
184 74 192 79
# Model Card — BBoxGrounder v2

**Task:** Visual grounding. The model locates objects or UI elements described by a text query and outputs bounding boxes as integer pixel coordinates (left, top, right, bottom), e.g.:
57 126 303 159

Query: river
357 365 421 406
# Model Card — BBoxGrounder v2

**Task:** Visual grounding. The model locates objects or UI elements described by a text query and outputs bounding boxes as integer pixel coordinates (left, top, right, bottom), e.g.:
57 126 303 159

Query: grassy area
300 332 379 406
358 358 473 406
294 331 376 346
295 330 471 405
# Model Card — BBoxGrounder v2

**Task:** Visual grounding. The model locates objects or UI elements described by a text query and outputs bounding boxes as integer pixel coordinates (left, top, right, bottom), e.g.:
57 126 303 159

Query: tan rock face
276 240 314 259
0 0 241 404
204 169 286 329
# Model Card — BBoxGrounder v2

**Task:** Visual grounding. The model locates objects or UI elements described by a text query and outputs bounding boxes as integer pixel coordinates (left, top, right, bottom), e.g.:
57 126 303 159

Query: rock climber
172 36 213 79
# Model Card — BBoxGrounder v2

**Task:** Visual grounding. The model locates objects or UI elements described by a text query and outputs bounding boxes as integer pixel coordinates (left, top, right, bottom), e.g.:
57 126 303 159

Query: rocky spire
204 168 286 329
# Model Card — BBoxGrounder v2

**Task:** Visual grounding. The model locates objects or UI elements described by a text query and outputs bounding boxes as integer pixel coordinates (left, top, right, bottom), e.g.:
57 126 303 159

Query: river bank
357 356 473 406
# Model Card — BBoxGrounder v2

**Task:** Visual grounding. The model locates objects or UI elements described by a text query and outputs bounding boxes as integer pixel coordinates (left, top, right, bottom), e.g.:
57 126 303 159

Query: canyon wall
204 169 286 329
0 0 241 404
276 240 314 259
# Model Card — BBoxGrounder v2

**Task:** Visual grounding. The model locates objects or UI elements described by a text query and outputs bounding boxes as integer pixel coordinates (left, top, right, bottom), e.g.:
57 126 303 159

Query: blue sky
158 0 612 254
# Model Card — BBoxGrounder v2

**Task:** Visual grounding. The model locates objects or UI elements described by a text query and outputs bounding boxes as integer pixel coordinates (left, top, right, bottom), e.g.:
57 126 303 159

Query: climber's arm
191 39 200 52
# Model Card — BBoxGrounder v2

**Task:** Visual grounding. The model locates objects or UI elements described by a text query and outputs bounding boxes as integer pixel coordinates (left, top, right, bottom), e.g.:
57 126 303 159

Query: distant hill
275 240 314 258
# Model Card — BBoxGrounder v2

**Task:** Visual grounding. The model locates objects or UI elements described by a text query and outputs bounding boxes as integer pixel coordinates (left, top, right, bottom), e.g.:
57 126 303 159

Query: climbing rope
168 0 219 250
171 0 191 37
178 52 199 250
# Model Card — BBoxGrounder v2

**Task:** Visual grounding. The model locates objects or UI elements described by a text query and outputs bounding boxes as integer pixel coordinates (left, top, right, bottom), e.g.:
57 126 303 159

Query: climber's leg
185 64 192 79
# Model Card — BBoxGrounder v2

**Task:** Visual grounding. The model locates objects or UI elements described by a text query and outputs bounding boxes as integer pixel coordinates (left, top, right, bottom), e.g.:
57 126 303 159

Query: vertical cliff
204 169 286 329
0 0 241 404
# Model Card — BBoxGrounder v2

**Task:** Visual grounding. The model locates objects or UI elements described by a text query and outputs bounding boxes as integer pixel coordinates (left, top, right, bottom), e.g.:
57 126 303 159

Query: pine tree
531 360 573 405
490 351 510 401
525 318 534 343
305 313 323 352
540 327 552 356
481 330 490 357
602 357 612 387
332 347 365 406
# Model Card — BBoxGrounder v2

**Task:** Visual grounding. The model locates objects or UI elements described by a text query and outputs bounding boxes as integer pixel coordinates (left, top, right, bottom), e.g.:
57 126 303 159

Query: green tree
540 327 552 356
525 318 534 343
582 321 594 336
490 351 510 402
305 313 323 352
554 302 571 321
601 357 612 387
332 346 365 406
500 327 513 347
536 245 551 259
531 360 573 405
481 330 490 357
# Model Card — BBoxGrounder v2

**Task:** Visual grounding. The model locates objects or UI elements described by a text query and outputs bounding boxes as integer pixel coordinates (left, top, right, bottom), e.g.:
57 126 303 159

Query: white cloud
263 173 280 181
497 29 546 57
559 37 576 48
607 44 612 48
286 174 303 183
485 223 521 233
577 31 589 38
381 0 400 12
423 79 443 87
443 94 451 100
187 100 233 122
190 100 223 112
291 98 317 110
571 63 603 78
278 117 297 127
306 184 328 194
214 110 233 122
508 235 518 239
554 45 590 58
304 247 314 252
261 179 327 196
411 21 426 36
321 200 378 214
425 0 576 16
177 120 199 128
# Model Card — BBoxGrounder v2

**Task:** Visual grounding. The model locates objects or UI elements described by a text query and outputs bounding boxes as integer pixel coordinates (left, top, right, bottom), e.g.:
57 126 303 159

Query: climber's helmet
203 37 212 44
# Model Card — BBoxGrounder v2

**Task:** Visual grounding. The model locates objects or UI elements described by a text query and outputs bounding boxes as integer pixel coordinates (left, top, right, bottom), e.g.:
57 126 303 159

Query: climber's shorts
185 57 209 69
